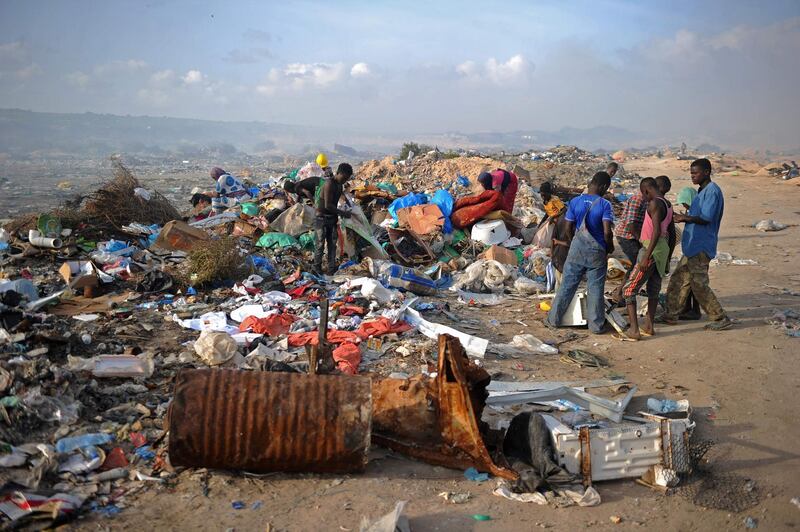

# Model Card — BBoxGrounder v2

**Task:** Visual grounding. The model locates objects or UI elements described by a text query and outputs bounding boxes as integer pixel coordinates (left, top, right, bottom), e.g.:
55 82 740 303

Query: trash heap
0 155 757 527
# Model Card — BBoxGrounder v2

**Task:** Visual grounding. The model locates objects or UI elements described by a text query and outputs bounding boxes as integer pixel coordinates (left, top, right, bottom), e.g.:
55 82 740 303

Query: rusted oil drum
169 369 372 473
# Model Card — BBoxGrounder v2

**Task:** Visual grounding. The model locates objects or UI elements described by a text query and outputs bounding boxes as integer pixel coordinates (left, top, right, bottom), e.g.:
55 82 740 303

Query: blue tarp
430 189 454 234
388 193 428 222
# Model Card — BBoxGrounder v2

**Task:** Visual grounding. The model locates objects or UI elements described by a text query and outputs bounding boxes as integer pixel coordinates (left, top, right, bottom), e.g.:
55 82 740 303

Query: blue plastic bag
388 193 428 223
430 190 454 234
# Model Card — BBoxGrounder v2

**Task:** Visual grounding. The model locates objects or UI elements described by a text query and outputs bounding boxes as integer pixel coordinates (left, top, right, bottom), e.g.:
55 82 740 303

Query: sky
1 0 799 147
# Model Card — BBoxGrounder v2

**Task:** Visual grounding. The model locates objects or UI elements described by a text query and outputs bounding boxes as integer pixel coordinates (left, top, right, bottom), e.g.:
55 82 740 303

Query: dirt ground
83 157 800 531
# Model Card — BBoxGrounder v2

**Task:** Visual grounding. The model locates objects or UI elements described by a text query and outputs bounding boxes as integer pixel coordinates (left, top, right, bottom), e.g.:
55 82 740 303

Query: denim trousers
547 230 608 333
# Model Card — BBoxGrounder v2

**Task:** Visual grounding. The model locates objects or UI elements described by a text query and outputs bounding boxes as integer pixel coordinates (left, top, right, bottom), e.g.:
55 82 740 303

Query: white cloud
258 62 345 94
485 54 530 84
455 54 531 84
183 69 204 84
455 60 477 77
350 62 371 78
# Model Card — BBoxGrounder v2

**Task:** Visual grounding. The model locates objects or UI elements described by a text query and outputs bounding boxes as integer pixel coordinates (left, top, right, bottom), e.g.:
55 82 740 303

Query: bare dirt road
93 158 800 531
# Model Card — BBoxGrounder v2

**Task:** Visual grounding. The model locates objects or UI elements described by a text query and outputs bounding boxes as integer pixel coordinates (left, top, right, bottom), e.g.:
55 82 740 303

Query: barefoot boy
619 177 673 339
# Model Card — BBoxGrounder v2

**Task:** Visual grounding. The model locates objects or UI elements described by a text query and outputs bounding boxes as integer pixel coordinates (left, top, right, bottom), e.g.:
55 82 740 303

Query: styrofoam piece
543 414 695 481
561 291 588 326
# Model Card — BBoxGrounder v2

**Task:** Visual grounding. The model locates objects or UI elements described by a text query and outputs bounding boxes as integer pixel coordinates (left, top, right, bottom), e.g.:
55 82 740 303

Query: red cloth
333 342 361 375
451 190 504 229
337 304 366 316
286 318 412 347
491 170 519 212
356 317 413 339
287 329 361 347
239 313 297 336
286 284 310 298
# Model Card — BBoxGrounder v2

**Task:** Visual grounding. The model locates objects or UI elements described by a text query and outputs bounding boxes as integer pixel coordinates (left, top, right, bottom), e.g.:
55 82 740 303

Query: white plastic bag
193 331 238 366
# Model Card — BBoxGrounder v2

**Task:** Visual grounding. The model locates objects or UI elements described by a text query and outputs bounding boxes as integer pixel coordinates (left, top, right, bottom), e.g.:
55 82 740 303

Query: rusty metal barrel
168 369 372 473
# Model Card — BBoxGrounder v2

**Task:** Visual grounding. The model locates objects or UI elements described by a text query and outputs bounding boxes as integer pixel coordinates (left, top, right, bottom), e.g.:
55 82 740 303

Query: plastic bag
256 232 300 250
430 190 454 234
193 331 239 366
451 259 513 293
347 277 396 304
21 388 81 425
491 334 558 356
514 276 544 295
755 219 787 232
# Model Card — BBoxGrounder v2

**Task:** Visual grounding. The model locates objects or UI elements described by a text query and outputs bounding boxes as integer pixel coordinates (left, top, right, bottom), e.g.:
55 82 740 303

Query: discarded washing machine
543 410 695 484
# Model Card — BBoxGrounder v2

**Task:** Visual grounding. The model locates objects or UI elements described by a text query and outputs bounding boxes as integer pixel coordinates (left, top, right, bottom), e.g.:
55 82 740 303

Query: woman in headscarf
209 167 251 214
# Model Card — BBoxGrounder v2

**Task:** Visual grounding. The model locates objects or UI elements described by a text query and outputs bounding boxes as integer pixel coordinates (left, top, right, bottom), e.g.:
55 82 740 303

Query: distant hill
0 108 739 159
0 108 376 158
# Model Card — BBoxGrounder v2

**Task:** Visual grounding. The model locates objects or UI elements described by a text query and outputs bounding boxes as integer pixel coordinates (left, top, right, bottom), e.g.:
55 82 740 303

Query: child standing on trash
616 177 673 341
313 163 353 276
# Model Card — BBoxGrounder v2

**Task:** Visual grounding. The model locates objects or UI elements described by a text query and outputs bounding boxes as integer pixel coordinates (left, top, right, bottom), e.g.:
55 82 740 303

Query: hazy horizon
1 1 799 148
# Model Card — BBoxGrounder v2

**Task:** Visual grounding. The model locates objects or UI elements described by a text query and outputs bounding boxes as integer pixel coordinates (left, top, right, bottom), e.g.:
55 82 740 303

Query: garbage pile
755 160 799 180
0 154 744 527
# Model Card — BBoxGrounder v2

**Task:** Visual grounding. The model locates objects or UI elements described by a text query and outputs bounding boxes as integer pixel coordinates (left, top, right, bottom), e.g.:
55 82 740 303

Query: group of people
544 158 731 339
188 156 731 338
190 159 355 277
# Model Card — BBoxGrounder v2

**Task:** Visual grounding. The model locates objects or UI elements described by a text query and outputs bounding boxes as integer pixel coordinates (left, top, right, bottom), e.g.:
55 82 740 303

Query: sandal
612 332 640 342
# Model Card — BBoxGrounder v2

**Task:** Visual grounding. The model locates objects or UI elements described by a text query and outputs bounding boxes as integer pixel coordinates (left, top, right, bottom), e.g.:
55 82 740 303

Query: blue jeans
547 230 608 333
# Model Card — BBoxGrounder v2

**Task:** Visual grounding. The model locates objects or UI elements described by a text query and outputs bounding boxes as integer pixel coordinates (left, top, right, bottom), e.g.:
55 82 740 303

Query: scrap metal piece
168 369 372 473
372 334 517 480
486 385 638 423
307 298 335 375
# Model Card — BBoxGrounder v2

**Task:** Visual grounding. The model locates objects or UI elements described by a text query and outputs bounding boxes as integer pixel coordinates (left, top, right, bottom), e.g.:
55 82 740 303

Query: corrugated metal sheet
168 369 372 473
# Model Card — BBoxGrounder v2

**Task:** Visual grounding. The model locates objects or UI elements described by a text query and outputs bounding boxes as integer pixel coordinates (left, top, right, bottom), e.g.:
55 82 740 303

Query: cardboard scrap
153 221 210 252
480 245 518 266
50 292 134 317
396 204 444 235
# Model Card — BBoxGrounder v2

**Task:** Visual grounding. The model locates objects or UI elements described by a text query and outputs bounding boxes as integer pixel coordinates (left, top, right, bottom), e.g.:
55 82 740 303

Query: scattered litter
439 491 472 504
464 467 490 482
754 219 787 232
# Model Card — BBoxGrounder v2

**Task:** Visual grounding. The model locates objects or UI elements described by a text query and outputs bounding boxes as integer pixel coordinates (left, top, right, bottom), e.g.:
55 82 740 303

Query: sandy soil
82 158 800 531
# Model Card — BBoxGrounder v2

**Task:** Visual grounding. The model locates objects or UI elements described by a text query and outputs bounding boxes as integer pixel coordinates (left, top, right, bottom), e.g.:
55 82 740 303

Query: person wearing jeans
547 172 615 334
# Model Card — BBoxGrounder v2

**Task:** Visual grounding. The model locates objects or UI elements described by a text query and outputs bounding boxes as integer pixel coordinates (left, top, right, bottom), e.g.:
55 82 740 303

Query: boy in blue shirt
546 172 615 334
660 158 732 330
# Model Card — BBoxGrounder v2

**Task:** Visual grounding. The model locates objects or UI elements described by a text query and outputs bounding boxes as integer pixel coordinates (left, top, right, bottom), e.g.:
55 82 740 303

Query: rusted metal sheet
372 334 517 480
168 369 372 473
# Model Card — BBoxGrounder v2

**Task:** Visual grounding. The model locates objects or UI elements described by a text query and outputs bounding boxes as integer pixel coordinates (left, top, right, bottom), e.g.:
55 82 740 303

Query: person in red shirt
478 169 519 212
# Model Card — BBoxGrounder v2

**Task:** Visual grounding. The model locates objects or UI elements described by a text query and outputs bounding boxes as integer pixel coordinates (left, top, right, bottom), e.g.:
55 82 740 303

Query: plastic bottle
647 398 679 413
55 433 114 453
